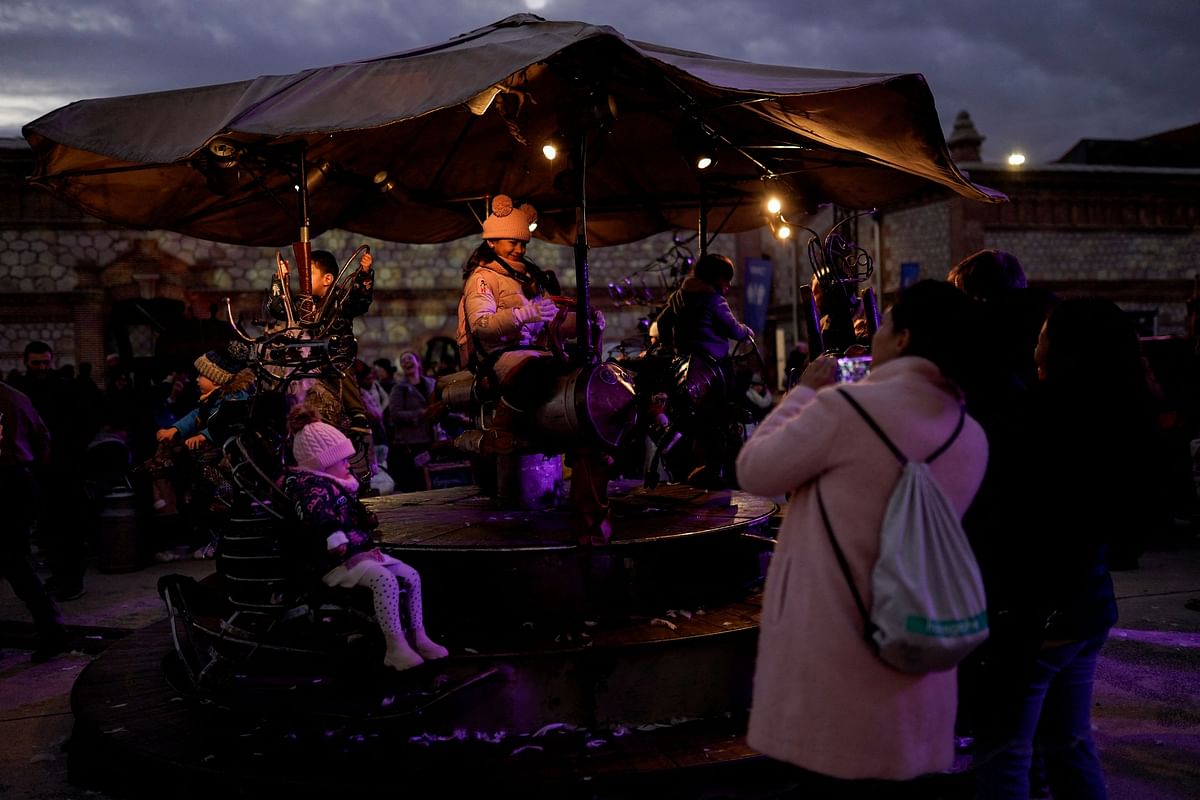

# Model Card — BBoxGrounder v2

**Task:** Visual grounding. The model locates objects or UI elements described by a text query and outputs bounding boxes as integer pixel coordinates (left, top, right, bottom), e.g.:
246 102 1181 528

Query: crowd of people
736 249 1196 799
1 191 1195 791
0 332 464 664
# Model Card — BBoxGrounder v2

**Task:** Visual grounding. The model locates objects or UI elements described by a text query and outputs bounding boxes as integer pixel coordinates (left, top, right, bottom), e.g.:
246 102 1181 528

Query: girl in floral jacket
286 408 447 671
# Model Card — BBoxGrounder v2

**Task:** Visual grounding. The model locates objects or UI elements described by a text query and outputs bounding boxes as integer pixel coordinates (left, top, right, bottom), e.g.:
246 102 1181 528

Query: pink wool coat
735 356 987 780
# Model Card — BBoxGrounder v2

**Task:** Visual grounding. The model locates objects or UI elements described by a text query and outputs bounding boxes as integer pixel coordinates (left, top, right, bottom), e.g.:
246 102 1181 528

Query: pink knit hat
481 194 537 242
292 420 356 472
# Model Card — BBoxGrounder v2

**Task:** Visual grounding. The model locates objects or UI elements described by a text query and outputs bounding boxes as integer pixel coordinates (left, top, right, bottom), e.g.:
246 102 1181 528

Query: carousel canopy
23 14 1004 248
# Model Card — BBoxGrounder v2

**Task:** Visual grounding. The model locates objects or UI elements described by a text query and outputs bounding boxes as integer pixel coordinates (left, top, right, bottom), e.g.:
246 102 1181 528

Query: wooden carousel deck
368 479 777 551
69 481 781 798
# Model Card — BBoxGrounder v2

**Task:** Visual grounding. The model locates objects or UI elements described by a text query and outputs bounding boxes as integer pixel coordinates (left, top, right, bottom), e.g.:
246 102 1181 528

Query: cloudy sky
2 0 1197 164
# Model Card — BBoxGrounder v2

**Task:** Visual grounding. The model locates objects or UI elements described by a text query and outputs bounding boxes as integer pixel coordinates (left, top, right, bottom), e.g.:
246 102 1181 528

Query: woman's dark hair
890 279 977 386
1041 298 1146 401
948 249 1027 300
461 241 560 296
462 242 498 280
694 254 734 286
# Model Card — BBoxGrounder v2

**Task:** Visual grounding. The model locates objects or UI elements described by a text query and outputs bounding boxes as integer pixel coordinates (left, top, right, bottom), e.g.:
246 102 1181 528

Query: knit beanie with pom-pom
290 408 355 472
194 349 244 385
481 194 537 242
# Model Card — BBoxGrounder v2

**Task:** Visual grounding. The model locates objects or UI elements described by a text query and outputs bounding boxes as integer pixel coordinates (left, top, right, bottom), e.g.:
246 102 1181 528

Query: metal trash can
97 490 141 573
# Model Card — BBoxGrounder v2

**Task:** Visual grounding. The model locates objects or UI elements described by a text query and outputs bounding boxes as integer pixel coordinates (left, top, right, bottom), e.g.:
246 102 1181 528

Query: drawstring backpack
817 388 989 673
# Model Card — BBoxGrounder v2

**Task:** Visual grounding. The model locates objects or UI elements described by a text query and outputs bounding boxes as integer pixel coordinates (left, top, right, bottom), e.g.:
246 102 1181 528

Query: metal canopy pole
573 132 594 363
292 145 315 320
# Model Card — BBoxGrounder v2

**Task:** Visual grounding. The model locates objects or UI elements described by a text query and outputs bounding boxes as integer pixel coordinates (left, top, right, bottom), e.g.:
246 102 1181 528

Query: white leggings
354 560 425 644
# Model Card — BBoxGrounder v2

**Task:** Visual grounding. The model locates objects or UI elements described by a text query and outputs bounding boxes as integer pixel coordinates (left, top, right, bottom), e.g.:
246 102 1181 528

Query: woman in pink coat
736 280 988 786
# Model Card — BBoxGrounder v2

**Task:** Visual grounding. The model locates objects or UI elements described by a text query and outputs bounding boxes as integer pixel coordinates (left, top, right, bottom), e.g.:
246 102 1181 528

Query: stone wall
879 202 952 293
0 321 75 376
0 219 737 374
987 227 1200 334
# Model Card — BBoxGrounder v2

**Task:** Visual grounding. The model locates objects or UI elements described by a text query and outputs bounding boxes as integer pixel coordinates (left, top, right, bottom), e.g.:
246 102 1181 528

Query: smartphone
835 355 873 384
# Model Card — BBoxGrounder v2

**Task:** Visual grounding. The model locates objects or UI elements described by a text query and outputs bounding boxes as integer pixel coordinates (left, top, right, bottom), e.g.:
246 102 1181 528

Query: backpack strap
816 480 879 649
836 388 966 465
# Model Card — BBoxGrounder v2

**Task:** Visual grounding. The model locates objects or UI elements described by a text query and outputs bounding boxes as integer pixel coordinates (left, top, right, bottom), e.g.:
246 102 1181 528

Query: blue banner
742 257 773 336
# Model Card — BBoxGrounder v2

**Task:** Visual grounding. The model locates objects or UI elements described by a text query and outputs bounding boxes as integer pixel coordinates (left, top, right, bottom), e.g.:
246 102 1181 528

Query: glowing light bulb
695 155 713 170
1007 152 1026 166
542 143 558 161
766 197 782 215
776 224 792 240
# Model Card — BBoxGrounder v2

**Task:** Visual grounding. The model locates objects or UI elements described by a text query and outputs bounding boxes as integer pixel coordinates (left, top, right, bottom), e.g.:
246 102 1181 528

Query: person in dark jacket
17 341 94 601
653 253 753 487
285 408 447 671
152 349 254 558
0 382 71 661
655 253 751 361
268 248 376 435
972 298 1156 800
312 249 375 434
388 351 438 492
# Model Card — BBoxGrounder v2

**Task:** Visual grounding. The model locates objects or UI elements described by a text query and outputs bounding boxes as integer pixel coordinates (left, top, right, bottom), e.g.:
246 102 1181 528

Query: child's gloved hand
184 434 208 450
513 297 558 327
156 428 178 443
359 251 373 271
326 531 350 559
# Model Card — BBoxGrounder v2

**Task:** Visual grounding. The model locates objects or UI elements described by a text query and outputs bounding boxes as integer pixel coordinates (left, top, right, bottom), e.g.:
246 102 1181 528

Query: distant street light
1007 152 1026 166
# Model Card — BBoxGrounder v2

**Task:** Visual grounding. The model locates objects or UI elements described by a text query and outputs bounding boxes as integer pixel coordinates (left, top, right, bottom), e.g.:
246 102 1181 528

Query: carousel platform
68 481 781 798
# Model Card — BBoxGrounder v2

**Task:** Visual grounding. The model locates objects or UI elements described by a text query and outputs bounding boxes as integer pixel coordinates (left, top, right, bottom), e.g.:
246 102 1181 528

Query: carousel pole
293 145 316 323
697 180 709 257
573 132 594 363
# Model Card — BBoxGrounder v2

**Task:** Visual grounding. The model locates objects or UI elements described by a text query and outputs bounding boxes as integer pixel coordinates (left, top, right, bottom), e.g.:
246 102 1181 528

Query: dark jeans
973 631 1109 800
388 444 430 493
0 465 62 633
36 465 89 589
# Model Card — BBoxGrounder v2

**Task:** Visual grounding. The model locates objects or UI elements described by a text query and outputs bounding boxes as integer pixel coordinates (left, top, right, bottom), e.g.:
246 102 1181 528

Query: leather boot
453 399 521 455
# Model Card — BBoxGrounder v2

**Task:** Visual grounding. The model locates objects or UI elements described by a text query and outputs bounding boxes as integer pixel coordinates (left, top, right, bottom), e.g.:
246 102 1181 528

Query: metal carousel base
68 481 795 798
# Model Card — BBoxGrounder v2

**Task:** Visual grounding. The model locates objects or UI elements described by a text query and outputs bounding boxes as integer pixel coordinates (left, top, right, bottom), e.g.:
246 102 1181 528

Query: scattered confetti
511 744 544 756
532 722 576 737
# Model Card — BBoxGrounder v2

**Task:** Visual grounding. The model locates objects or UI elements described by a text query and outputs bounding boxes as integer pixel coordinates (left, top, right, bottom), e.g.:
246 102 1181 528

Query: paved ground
1 532 1197 799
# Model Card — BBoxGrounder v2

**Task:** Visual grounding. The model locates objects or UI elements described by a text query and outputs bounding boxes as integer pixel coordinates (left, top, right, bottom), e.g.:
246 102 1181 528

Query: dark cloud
2 0 1197 162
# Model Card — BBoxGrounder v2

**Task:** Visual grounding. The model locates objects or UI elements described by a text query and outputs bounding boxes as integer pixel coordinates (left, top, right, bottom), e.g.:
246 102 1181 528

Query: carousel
23 14 1002 798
